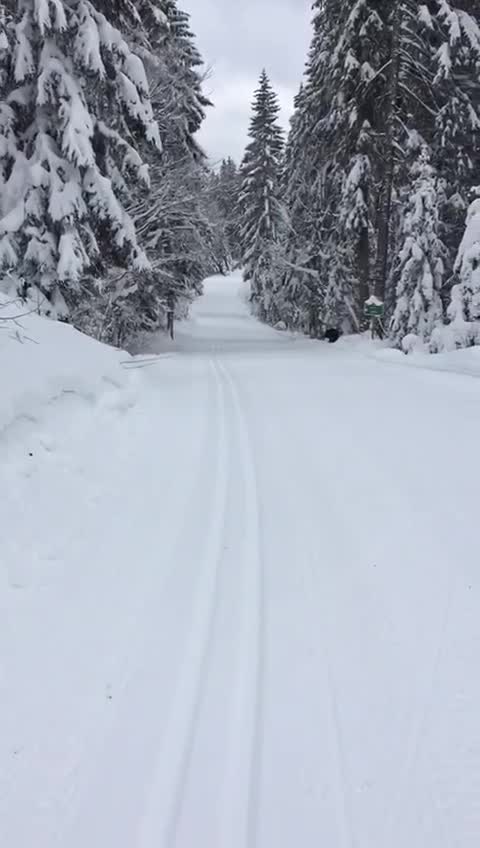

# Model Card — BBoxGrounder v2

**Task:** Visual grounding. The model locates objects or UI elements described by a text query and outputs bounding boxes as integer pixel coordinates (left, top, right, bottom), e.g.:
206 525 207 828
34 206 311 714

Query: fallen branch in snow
0 308 39 321
120 354 174 369
0 296 40 322
7 327 39 345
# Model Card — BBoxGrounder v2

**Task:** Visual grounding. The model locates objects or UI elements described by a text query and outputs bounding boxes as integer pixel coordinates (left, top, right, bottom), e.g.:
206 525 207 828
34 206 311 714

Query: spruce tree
129 0 212 331
207 158 241 274
217 158 241 266
274 0 479 345
390 146 446 350
327 0 387 315
238 70 284 320
151 0 211 161
373 1 480 309
273 0 388 334
277 84 324 333
431 1 480 282
0 0 160 315
276 2 338 335
444 190 480 347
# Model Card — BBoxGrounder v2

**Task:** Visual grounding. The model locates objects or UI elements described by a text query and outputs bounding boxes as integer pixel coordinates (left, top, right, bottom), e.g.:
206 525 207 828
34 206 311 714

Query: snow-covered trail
2 273 480 848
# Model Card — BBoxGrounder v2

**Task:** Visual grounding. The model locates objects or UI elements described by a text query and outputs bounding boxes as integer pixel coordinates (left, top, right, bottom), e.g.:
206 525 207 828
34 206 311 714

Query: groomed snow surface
2 273 480 848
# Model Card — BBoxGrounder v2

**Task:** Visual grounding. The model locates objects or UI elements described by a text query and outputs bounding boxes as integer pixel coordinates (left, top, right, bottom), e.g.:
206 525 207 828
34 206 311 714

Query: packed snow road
2 273 480 848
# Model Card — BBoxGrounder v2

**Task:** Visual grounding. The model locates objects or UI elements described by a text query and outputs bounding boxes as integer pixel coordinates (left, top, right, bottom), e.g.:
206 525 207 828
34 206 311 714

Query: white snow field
2 273 480 848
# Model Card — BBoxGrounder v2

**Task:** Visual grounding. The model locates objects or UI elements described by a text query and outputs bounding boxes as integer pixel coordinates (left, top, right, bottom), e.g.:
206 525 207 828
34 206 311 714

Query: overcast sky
182 0 313 165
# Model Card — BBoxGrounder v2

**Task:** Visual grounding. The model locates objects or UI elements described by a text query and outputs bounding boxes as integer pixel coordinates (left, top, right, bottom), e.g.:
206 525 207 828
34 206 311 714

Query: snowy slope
0 294 137 440
2 275 480 848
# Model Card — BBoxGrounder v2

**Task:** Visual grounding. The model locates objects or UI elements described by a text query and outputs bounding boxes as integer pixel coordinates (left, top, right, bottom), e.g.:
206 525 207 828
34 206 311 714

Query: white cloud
182 0 312 163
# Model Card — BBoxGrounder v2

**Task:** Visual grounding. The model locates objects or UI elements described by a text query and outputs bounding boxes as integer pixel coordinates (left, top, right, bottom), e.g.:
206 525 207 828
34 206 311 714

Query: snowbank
370 344 480 378
0 295 137 440
336 332 480 379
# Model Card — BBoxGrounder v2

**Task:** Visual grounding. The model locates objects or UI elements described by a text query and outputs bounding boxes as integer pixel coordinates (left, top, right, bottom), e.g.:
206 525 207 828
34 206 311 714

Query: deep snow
1 274 480 847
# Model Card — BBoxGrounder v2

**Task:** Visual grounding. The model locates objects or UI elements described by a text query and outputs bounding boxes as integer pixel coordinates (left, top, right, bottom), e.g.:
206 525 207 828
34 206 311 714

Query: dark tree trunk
374 3 402 301
358 224 370 310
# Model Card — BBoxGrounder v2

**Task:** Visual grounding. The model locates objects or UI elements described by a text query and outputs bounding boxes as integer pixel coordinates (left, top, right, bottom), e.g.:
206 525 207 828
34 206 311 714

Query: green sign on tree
364 297 384 318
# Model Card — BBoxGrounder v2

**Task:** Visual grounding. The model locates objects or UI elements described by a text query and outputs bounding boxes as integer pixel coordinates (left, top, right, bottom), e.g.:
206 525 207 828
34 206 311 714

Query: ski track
137 357 230 848
138 355 265 848
215 357 264 848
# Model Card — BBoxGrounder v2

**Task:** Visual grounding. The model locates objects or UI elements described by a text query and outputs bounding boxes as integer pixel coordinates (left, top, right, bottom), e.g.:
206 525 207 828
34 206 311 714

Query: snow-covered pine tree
430 1 480 284
216 158 241 266
0 0 160 316
261 0 480 348
168 1 211 150
0 4 12 80
273 0 387 334
325 0 387 320
390 146 446 351
272 3 337 335
274 84 323 333
97 0 142 35
318 1 455 320
437 189 480 349
206 158 241 274
370 1 443 307
380 2 480 333
239 70 284 320
130 0 212 329
0 6 15 249
203 169 229 276
144 0 210 160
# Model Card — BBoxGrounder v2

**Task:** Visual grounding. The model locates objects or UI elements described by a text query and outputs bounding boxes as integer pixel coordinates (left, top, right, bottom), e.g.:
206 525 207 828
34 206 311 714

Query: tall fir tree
238 70 284 321
277 2 338 335
129 0 213 333
443 190 480 347
216 157 241 266
278 81 326 335
0 0 160 316
273 0 388 335
270 0 480 349
327 0 386 317
206 158 241 274
431 1 480 284
388 1 480 347
390 146 446 350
